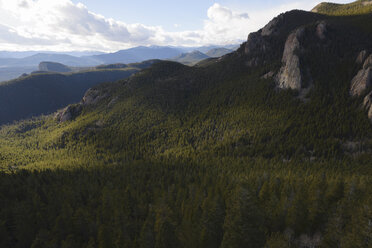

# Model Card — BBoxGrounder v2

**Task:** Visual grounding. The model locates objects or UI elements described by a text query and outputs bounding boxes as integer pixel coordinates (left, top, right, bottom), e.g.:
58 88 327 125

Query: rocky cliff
276 28 304 90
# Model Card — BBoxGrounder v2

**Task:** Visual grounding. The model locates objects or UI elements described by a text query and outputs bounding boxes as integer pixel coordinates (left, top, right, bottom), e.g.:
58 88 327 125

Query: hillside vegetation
0 3 372 248
312 0 372 15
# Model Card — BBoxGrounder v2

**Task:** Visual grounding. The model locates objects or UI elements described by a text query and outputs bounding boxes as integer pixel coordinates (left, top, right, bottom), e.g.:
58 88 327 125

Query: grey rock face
350 54 372 96
276 28 304 90
350 68 372 96
363 91 372 120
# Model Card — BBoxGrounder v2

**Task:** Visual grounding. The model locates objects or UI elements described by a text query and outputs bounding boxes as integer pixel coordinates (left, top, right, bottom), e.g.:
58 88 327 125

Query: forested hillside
0 3 372 248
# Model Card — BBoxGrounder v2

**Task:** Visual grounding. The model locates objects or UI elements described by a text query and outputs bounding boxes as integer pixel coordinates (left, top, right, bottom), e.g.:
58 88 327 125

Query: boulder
350 54 372 96
276 28 304 90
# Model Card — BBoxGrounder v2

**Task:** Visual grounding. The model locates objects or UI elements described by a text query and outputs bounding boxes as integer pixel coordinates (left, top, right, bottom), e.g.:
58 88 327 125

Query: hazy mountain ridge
0 46 236 82
170 50 210 65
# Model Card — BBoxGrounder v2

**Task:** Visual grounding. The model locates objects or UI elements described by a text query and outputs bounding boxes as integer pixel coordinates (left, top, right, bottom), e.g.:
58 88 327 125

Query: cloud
0 0 352 51
0 0 164 51
202 3 251 45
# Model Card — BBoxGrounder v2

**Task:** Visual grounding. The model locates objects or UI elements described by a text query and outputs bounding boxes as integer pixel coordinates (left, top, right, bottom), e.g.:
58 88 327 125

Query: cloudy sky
0 0 351 52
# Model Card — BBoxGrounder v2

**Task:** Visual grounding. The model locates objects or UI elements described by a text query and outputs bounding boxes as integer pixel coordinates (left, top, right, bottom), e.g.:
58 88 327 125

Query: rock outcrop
54 87 111 123
276 28 305 90
82 88 110 105
363 91 372 120
316 21 327 40
350 54 372 96
54 104 82 123
356 50 368 64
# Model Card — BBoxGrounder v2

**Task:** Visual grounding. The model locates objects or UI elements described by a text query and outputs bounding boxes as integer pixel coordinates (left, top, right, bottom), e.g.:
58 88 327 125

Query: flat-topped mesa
350 54 372 96
39 61 72 73
276 28 305 90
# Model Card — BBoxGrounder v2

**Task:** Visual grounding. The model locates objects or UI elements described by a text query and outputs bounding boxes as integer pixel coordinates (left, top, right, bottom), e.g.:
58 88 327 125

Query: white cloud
0 0 352 51
0 0 164 51
201 3 250 45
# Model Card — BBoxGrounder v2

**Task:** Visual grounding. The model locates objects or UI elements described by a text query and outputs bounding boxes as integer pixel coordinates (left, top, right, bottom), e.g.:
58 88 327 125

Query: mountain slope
1 3 372 248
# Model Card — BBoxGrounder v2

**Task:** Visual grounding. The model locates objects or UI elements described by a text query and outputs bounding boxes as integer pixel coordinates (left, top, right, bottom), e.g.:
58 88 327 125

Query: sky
0 0 351 52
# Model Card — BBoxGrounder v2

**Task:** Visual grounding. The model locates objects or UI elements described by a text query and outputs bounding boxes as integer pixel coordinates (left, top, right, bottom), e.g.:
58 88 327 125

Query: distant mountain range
0 45 237 82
